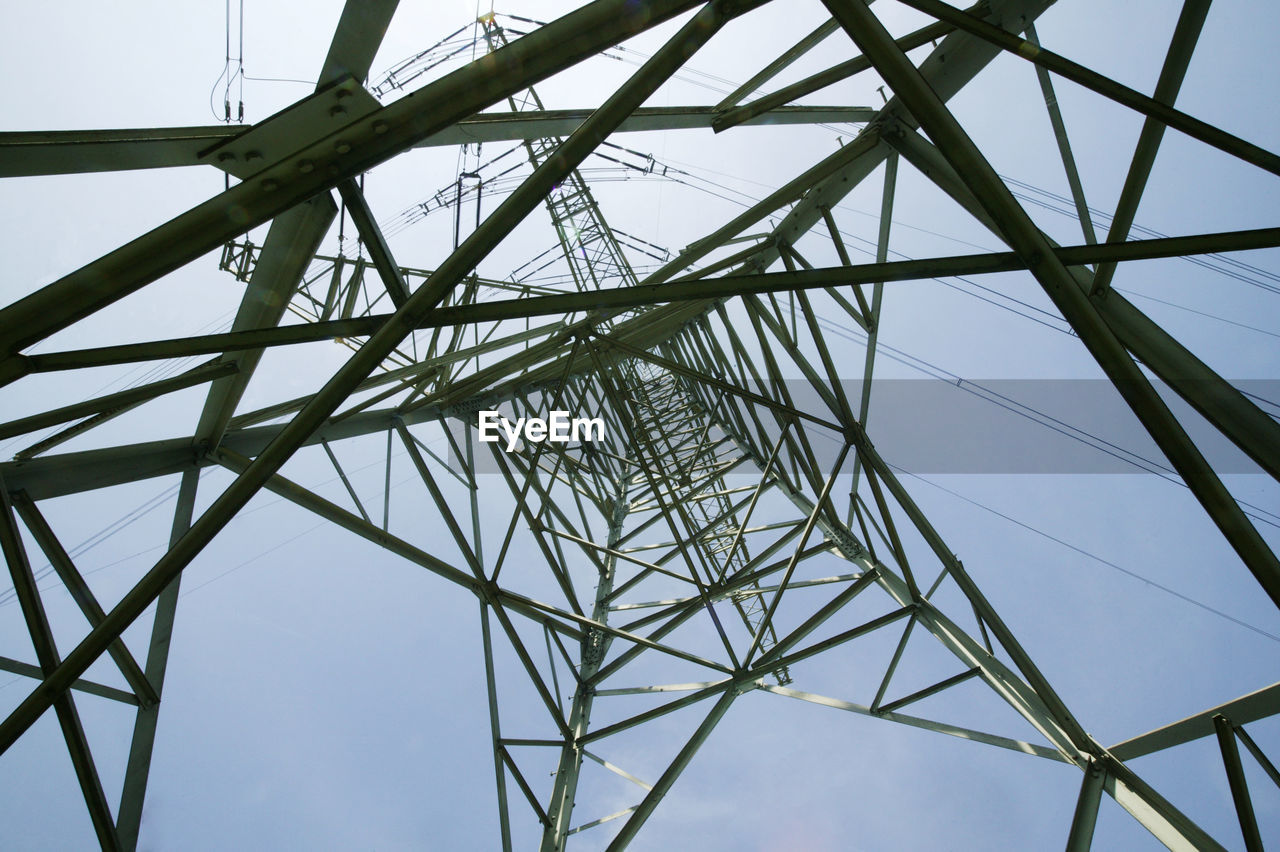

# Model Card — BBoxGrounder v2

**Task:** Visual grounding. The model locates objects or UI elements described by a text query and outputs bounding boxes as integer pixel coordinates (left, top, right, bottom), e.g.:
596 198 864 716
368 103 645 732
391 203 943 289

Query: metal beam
318 0 400 87
0 656 138 706
0 360 236 441
1065 759 1107 852
712 16 955 132
0 0 711 359
1110 681 1280 761
0 125 237 177
1025 22 1095 246
540 498 628 851
11 494 158 707
1235 725 1280 791
11 222 1279 384
192 196 337 449
1213 715 1264 852
1090 0 1210 296
891 0 1280 178
886 125 1280 484
714 17 839 109
424 104 876 145
0 475 121 851
336 179 411 307
765 684 1067 761
822 0 1280 610
0 106 874 178
116 468 199 851
604 688 738 850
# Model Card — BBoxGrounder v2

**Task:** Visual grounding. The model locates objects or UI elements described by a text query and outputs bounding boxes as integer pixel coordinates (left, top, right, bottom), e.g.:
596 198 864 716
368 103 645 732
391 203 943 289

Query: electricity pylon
1 1 1278 849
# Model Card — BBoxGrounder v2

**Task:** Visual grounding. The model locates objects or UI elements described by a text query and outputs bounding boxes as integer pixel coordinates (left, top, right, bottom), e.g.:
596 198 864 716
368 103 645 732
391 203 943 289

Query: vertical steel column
541 497 628 851
1024 22 1095 246
1089 0 1212 296
116 468 200 851
480 602 515 852
1212 715 1264 852
1065 759 1106 852
847 149 895 507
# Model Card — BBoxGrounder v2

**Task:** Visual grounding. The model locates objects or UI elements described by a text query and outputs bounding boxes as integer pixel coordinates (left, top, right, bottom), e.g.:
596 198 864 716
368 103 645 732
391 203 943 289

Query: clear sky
1 1 1278 849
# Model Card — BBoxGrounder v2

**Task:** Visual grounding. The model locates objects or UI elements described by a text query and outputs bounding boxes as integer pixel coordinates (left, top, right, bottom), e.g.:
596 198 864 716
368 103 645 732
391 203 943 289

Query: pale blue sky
1 1 1278 849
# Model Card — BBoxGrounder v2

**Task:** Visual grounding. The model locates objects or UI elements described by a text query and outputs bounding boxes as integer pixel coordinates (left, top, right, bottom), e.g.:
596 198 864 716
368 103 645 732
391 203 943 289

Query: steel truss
1 0 1278 848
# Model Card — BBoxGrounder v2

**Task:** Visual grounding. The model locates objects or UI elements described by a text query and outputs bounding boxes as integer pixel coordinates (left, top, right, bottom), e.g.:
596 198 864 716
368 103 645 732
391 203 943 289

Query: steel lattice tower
1 1 1279 849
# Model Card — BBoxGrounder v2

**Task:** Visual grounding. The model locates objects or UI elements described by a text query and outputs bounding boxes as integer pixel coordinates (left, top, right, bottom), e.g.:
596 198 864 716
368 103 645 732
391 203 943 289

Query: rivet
373 120 388 135
245 149 263 161
261 178 279 192
298 159 315 174
334 140 352 154
330 104 348 118
217 151 237 162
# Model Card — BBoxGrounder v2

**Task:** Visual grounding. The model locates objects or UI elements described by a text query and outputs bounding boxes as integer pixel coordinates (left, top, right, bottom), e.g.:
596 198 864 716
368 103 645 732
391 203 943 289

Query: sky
1 0 1279 849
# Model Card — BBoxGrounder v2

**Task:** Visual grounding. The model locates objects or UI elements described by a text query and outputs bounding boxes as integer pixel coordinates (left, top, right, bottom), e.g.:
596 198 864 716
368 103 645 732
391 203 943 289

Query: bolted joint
610 498 629 528
476 578 502 606
729 669 766 695
580 627 607 668
826 525 868 561
843 420 871 450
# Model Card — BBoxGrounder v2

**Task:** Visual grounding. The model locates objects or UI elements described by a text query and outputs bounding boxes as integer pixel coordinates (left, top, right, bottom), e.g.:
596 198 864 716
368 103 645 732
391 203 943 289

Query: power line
886 462 1280 645
812 315 1280 530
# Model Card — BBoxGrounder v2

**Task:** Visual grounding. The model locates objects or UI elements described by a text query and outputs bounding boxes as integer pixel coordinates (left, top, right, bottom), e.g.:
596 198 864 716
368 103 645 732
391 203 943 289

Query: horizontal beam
0 126 238 177
1109 681 1280 761
0 106 871 178
762 684 1068 761
431 227 1280 323
0 655 138 706
0 395 467 500
0 360 236 440
421 104 876 147
17 225 1279 377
